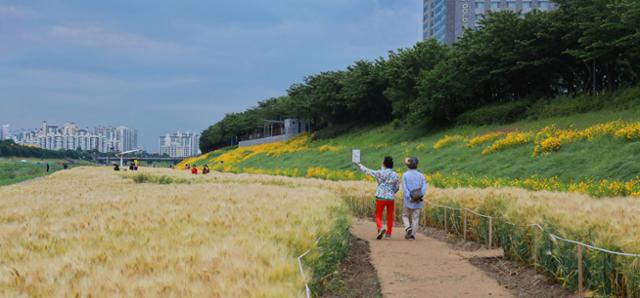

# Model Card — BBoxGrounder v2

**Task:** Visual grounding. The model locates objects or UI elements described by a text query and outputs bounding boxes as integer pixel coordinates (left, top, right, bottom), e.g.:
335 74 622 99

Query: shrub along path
351 219 512 298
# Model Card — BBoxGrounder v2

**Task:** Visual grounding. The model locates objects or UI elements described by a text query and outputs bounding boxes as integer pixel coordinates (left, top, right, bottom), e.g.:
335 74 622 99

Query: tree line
200 0 640 152
0 140 94 159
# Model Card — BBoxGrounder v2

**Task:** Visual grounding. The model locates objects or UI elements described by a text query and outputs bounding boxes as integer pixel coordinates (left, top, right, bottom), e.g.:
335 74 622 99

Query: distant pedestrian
401 157 427 241
202 165 210 174
46 163 50 173
355 156 400 240
191 165 198 175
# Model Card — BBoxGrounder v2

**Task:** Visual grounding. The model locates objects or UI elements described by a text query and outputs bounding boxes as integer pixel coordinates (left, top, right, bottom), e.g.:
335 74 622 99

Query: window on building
539 1 550 9
490 1 500 9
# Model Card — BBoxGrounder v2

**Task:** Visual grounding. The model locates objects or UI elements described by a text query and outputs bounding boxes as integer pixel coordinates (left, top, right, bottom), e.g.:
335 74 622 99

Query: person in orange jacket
191 165 198 175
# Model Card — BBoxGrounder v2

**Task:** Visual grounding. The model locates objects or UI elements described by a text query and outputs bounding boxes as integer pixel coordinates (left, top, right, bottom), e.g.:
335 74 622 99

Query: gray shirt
402 169 427 209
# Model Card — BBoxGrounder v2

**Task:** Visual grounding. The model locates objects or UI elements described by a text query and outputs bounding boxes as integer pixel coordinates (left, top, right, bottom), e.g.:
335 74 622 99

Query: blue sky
0 0 421 151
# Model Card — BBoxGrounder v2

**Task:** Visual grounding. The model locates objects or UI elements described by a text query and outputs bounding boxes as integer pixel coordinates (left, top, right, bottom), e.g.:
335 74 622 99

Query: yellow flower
466 132 505 148
434 135 465 150
614 123 640 141
482 132 533 155
318 144 339 153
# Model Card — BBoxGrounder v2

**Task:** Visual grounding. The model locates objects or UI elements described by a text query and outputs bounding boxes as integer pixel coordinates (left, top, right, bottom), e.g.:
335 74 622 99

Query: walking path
351 219 514 298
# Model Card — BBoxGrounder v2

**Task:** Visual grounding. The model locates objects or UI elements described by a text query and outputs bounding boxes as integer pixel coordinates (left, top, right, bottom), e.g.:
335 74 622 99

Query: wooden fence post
488 217 493 249
463 209 467 241
444 208 448 234
577 245 584 296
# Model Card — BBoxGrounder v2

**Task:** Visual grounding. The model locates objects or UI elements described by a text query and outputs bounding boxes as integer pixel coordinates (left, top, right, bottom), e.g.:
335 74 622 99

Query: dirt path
351 219 514 298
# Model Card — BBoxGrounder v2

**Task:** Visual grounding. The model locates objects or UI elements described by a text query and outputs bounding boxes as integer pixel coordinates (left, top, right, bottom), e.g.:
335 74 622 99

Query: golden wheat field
3 166 640 296
0 167 352 297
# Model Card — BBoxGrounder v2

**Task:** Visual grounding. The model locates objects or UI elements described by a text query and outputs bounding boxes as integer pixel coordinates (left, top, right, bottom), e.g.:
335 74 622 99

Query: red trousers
374 200 394 235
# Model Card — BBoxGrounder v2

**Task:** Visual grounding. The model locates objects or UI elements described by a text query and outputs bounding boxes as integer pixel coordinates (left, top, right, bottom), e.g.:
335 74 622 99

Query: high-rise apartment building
423 0 557 44
0 124 9 140
159 131 200 158
13 121 138 153
116 126 138 152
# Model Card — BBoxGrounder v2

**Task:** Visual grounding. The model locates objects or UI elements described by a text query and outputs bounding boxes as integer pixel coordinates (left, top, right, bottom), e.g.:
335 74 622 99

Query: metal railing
427 202 640 296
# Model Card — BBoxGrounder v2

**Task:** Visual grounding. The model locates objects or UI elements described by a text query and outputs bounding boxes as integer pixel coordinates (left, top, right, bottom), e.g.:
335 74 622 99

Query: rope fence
426 201 640 296
296 238 321 298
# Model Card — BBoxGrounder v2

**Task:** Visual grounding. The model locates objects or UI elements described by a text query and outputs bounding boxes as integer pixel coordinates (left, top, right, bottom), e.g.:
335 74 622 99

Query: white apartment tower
159 131 200 158
0 124 9 140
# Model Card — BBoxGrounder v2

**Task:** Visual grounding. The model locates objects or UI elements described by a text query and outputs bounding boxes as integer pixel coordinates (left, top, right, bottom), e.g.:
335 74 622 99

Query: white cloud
48 25 186 57
0 4 36 19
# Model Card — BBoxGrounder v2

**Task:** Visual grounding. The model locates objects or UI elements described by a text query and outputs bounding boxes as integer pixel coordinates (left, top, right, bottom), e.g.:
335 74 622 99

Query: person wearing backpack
355 156 400 240
402 157 426 241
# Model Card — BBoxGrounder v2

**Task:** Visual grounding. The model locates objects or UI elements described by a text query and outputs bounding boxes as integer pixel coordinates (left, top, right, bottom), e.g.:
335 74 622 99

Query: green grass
184 86 640 196
0 158 86 186
224 91 640 184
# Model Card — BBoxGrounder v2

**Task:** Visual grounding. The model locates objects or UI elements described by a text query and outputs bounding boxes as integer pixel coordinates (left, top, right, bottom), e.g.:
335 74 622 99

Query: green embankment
0 158 83 186
188 87 640 196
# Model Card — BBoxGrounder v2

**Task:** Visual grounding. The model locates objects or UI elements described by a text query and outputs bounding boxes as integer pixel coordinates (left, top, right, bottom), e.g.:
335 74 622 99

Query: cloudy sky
0 0 421 151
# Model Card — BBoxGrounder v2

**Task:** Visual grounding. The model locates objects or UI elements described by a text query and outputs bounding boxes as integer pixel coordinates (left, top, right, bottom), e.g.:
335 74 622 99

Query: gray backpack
409 179 424 202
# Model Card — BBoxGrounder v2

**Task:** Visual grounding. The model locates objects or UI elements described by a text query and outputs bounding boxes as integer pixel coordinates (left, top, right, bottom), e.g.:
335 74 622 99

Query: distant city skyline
12 120 138 153
0 1 422 152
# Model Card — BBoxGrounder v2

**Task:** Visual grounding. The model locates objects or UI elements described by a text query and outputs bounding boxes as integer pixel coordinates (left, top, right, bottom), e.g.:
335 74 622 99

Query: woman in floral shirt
356 156 400 240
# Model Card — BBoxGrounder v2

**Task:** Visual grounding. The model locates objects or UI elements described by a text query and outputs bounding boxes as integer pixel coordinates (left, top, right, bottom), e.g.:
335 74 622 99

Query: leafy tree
382 40 449 118
340 60 391 122
199 0 640 152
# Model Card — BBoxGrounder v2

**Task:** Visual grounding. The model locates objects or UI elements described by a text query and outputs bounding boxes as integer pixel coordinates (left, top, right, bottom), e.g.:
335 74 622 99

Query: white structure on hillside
13 121 138 153
159 131 200 158
238 118 310 147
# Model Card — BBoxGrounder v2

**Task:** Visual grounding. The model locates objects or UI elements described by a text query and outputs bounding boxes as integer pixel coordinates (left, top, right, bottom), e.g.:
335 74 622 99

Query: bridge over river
95 156 184 165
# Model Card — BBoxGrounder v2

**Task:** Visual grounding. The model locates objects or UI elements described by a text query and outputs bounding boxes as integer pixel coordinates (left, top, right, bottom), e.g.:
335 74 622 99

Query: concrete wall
238 134 289 147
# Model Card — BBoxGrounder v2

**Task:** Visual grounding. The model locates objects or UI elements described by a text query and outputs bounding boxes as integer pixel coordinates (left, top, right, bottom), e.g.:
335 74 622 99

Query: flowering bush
305 167 357 180
614 123 640 141
318 144 339 153
466 132 505 148
539 136 562 152
482 132 533 155
425 171 640 198
433 135 465 150
217 134 311 165
533 121 626 156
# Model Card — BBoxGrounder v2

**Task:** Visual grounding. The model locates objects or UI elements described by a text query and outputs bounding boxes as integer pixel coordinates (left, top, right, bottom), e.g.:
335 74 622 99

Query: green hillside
181 86 640 197
189 0 640 198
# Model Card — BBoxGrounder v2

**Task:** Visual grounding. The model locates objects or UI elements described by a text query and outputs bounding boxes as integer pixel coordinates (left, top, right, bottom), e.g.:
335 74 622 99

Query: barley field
344 186 640 297
3 166 640 296
0 167 350 297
